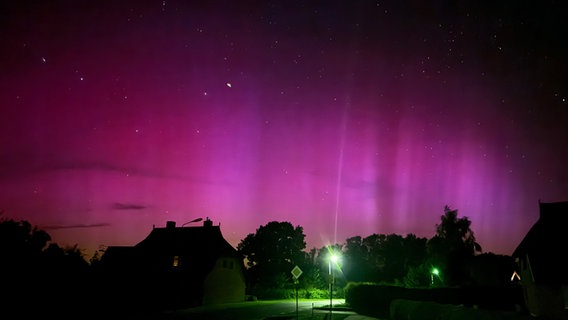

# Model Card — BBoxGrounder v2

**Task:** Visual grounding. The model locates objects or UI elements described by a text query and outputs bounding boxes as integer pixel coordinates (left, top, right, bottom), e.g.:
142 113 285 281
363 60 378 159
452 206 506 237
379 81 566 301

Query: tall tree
237 221 306 290
363 233 387 282
343 236 369 282
427 205 482 286
381 234 406 282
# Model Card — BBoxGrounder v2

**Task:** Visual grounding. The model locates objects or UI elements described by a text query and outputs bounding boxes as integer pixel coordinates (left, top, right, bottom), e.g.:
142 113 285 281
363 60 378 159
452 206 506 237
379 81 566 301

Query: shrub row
344 282 525 319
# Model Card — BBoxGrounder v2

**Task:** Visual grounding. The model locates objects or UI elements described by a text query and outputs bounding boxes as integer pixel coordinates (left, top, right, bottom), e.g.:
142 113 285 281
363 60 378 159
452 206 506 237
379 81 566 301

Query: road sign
291 265 303 318
291 265 303 279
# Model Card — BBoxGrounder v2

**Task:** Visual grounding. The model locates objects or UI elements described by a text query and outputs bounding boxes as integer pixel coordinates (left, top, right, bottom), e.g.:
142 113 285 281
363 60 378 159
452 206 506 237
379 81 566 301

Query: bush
251 287 295 300
303 288 329 299
246 286 337 300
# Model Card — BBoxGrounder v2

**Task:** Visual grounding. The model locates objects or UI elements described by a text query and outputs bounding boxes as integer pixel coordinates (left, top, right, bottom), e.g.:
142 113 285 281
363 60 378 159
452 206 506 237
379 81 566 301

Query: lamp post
431 267 439 286
329 253 339 315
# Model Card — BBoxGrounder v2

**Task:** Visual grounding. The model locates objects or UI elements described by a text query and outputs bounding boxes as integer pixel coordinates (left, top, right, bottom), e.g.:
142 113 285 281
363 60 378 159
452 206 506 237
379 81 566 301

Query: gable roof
136 219 238 257
135 218 240 275
100 218 242 277
512 201 568 284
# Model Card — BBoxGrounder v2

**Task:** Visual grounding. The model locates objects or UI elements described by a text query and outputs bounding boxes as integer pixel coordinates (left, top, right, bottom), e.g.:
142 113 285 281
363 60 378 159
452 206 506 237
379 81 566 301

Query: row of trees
236 206 516 298
0 205 517 304
0 212 93 317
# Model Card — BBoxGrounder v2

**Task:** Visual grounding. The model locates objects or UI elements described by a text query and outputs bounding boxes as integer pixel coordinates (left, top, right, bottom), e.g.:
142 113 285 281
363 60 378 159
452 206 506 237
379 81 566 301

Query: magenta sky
1 1 567 259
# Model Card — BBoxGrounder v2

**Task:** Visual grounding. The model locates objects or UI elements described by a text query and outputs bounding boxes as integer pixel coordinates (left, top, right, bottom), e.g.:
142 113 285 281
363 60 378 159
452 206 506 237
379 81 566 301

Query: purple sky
1 1 567 258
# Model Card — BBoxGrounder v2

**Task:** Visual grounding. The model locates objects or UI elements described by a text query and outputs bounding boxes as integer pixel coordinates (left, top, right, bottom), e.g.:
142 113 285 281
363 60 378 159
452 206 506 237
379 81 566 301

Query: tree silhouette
343 236 369 282
341 233 428 285
427 205 482 286
237 221 306 291
0 215 91 317
0 217 51 274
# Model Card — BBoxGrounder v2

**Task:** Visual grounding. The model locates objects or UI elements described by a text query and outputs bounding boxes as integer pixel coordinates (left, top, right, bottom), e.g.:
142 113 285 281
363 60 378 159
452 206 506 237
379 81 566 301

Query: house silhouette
98 217 246 309
512 200 568 320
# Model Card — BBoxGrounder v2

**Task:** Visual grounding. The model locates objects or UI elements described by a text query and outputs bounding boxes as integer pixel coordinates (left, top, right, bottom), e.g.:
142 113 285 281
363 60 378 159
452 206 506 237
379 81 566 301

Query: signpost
291 265 303 319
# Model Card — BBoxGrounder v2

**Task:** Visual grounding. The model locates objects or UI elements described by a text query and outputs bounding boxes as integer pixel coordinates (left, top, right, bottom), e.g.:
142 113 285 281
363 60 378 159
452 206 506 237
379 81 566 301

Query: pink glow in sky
1 1 567 258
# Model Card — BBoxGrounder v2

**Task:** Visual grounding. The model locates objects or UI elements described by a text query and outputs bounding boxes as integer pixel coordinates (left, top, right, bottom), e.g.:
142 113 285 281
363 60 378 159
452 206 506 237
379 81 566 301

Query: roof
135 220 238 257
100 218 242 279
512 201 568 284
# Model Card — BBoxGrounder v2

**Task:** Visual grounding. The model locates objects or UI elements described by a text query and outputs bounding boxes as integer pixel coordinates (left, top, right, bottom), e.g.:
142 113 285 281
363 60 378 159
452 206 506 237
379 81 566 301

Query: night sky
1 0 567 259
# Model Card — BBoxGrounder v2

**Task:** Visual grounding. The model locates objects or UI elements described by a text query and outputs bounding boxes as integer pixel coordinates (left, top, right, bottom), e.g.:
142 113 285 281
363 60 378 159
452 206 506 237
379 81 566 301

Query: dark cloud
112 203 146 210
42 223 111 230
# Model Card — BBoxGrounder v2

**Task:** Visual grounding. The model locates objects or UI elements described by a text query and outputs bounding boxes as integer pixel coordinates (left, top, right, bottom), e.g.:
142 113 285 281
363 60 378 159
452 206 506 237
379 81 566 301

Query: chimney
203 217 213 227
166 221 176 229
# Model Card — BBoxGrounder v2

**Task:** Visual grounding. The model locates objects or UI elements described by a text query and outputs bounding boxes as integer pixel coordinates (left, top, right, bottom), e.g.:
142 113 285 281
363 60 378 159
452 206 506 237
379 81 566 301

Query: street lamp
182 217 203 227
328 252 340 315
431 267 439 286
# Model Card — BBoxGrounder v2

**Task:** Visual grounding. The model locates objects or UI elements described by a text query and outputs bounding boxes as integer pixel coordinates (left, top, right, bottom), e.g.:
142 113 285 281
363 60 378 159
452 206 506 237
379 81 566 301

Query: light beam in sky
334 98 350 245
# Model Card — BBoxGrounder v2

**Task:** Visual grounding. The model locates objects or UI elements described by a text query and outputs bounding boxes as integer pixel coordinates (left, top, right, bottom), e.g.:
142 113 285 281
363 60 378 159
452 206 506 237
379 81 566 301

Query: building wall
202 256 246 305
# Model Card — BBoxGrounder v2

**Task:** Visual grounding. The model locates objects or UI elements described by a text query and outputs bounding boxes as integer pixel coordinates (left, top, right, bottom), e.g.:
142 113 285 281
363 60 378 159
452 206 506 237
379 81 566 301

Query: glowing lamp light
330 253 339 264
431 268 439 276
430 267 440 285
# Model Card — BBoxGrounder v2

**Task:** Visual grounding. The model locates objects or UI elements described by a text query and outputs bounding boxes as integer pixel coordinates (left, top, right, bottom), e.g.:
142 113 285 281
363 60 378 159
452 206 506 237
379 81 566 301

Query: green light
430 267 440 286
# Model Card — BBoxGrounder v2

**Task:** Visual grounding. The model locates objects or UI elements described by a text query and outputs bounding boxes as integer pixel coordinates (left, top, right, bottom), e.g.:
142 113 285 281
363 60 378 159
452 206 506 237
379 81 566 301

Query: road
157 299 369 320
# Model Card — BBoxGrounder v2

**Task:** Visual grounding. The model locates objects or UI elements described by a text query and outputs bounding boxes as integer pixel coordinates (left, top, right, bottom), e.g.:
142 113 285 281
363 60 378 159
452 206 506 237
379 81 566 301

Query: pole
329 259 333 316
295 280 299 320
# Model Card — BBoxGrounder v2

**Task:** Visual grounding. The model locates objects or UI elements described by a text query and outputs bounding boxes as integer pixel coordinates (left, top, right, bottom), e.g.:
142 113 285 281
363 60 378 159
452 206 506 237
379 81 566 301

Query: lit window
173 255 180 267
